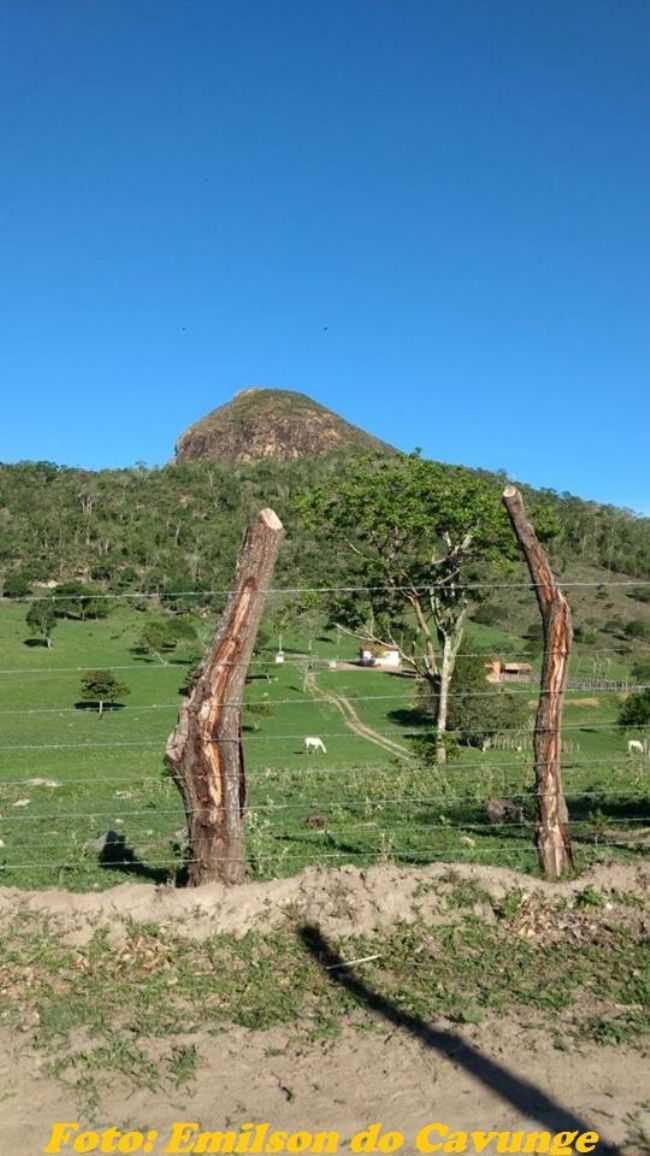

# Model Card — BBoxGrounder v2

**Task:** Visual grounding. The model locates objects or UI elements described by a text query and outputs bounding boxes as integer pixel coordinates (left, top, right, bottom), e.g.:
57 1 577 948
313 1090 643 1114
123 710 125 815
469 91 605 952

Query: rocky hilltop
174 388 394 464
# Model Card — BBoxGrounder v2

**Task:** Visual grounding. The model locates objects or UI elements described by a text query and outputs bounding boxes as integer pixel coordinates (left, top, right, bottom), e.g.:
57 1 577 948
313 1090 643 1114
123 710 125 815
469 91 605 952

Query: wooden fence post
166 508 284 886
502 486 573 879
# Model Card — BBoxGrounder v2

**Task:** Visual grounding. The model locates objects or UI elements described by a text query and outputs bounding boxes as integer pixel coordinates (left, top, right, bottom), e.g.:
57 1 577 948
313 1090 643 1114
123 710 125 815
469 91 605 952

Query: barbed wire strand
1 750 649 785
0 646 648 677
0 849 541 872
2 717 650 754
2 680 650 721
1 798 649 825
7 576 650 603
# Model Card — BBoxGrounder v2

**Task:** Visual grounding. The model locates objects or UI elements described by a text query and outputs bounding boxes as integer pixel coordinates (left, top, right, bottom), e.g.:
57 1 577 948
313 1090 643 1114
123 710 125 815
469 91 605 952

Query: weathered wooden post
166 508 284 886
502 486 573 878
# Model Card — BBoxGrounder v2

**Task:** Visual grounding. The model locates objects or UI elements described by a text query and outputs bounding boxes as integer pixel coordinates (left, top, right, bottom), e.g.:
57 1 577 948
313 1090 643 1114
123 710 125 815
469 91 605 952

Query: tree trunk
435 640 452 765
434 612 466 765
502 486 573 879
166 508 284 886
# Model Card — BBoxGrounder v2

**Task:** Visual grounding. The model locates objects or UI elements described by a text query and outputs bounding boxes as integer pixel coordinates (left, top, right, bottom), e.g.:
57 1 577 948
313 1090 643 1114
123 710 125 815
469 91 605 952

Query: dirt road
306 670 412 758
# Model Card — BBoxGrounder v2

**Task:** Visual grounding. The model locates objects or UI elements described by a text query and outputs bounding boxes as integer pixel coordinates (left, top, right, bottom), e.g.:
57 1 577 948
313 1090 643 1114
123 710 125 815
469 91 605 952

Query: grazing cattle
628 739 645 755
304 736 327 754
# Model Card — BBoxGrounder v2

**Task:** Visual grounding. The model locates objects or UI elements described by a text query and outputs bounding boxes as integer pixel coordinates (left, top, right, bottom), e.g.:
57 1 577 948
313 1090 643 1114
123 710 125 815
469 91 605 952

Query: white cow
628 739 645 755
304 736 327 754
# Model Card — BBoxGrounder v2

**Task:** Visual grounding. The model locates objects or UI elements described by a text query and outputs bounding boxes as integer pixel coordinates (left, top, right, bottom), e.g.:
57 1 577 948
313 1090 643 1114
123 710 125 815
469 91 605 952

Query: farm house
485 659 533 683
359 645 402 669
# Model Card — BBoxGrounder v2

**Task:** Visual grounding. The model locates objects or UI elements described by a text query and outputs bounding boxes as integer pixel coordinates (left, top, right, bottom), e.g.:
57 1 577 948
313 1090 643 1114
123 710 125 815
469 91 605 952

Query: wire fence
8 577 650 602
1 575 649 885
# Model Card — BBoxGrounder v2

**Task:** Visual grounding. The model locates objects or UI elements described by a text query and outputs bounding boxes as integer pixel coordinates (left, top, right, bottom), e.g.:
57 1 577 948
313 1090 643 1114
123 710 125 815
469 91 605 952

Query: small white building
359 646 402 670
274 651 285 665
377 646 401 669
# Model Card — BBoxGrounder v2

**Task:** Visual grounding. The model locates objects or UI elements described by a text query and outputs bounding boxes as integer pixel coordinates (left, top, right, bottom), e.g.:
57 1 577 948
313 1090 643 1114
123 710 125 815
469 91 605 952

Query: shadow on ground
98 830 180 884
299 924 620 1154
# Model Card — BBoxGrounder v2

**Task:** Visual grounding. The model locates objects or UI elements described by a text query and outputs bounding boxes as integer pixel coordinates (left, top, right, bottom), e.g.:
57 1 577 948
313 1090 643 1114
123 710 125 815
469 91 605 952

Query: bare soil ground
1 1019 646 1153
0 862 648 1154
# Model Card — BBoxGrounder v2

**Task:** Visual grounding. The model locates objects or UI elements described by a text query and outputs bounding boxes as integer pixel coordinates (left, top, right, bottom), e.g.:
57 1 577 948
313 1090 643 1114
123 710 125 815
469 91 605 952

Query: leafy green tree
471 603 502 627
54 582 110 620
25 600 57 648
138 620 176 662
3 573 31 598
416 655 530 749
297 453 519 762
630 659 650 684
245 695 274 732
136 617 198 663
79 671 130 716
618 689 650 730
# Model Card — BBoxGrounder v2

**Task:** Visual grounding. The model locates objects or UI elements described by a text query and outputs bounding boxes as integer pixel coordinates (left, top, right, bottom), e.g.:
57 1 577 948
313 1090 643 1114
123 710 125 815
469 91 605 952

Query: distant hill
1 386 649 651
174 388 395 464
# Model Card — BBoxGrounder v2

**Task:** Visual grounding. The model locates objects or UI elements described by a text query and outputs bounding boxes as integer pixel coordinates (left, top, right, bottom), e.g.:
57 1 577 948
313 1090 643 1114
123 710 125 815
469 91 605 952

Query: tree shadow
388 706 431 729
73 701 126 712
129 645 198 667
98 830 178 884
23 637 50 648
299 925 619 1153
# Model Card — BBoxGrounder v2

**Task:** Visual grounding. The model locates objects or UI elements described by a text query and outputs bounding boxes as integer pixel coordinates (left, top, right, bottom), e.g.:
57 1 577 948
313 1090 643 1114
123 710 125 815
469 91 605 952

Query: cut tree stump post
166 507 284 886
502 486 574 879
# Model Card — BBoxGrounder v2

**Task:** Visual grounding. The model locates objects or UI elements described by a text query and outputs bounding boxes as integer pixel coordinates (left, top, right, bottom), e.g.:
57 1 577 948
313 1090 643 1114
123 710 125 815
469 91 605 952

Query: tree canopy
296 452 527 760
25 599 57 647
79 671 130 715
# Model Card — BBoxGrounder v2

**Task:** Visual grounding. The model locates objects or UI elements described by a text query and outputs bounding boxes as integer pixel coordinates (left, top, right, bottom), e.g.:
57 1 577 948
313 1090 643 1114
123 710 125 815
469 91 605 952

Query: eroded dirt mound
0 860 647 944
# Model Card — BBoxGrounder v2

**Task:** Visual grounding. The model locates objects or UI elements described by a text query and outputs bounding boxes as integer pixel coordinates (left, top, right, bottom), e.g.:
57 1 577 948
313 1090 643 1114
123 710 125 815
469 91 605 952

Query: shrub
619 689 650 729
624 620 650 641
626 587 650 604
471 603 502 627
603 619 625 636
3 573 31 598
574 625 596 644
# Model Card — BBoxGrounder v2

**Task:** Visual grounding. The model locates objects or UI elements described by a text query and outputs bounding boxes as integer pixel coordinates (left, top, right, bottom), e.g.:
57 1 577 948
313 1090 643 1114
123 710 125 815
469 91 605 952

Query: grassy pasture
0 601 647 891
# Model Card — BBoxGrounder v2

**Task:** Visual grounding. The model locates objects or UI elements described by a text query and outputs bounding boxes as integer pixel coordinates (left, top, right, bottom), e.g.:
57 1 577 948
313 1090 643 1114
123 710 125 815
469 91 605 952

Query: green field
0 601 647 891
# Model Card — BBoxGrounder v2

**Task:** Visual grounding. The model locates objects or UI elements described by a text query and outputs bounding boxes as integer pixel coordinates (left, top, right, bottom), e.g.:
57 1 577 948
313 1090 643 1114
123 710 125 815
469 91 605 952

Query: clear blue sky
1 1 648 510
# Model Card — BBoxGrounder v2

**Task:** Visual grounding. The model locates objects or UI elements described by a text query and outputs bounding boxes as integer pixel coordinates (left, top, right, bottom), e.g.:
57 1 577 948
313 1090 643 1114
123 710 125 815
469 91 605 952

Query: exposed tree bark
502 486 573 879
434 612 467 764
166 508 284 886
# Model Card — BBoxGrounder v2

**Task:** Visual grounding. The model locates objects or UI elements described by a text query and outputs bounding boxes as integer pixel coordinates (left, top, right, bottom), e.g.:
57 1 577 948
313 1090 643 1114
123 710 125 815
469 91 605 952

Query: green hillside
2 455 650 602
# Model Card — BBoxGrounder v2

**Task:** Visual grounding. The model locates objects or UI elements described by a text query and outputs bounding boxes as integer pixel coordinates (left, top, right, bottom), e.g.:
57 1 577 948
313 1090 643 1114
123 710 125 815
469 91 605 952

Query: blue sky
1 1 648 510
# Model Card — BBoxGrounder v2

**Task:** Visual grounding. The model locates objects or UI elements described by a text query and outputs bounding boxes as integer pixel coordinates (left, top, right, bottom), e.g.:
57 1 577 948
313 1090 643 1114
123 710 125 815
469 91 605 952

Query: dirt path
0 1021 642 1152
306 670 411 758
